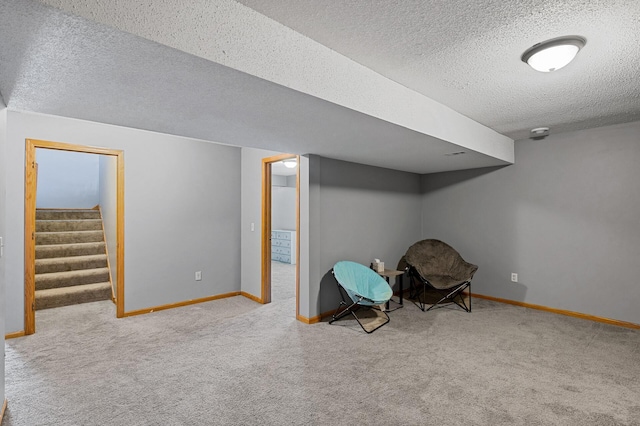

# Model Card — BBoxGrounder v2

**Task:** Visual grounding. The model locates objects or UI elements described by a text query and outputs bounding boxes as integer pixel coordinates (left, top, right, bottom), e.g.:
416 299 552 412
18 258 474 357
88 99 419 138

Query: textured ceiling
237 0 640 140
0 0 514 174
0 0 509 174
2 0 637 175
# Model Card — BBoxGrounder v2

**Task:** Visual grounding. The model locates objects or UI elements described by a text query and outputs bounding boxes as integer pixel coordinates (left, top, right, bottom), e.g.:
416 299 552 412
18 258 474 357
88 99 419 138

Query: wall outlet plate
511 273 518 282
195 271 202 281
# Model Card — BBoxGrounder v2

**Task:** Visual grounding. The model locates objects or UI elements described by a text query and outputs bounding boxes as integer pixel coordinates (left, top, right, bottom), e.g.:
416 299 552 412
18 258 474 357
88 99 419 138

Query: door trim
261 154 300 318
24 139 125 335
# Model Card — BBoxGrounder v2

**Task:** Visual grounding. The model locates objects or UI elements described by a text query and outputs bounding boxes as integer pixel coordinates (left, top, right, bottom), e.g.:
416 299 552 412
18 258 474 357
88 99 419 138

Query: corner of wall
0 105 7 408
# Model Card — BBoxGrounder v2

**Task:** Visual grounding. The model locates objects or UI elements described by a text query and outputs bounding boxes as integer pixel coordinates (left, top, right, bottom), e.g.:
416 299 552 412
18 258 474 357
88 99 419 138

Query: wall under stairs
35 209 112 310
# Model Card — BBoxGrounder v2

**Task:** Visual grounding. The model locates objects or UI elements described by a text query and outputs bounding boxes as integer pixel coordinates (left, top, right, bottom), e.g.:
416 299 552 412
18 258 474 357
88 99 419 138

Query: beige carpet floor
3 268 640 425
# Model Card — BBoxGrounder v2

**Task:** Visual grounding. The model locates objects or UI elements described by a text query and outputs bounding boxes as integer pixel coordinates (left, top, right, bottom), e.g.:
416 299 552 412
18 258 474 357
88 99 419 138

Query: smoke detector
530 127 550 140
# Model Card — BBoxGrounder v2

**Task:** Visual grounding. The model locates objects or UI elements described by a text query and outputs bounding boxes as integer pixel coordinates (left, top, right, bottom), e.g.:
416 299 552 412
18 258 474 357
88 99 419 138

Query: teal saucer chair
329 261 393 333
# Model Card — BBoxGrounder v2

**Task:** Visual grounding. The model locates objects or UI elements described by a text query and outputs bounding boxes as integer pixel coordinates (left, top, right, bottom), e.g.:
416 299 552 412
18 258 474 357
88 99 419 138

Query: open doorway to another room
261 154 300 318
270 160 297 302
24 139 124 335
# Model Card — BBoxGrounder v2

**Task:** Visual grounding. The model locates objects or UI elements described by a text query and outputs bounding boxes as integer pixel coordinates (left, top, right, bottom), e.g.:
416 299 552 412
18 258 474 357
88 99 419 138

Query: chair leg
329 300 390 333
350 306 390 334
422 282 472 313
329 300 359 324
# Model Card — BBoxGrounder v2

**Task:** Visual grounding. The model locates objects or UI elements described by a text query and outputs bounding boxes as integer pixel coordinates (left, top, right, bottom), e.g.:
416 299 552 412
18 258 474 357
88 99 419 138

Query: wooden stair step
36 268 111 290
36 230 104 245
35 282 112 310
35 254 108 274
36 242 106 259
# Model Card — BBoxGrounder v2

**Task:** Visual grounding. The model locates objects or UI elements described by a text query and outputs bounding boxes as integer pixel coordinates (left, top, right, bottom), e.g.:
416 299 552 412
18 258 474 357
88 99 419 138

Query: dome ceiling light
521 36 586 72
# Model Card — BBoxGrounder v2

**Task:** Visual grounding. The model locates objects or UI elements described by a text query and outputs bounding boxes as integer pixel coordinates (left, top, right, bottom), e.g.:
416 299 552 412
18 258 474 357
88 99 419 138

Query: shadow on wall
319 269 341 317
319 157 422 195
420 165 508 193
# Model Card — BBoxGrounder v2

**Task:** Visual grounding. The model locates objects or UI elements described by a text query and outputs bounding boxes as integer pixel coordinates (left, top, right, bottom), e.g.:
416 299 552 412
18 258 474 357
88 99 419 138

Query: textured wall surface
4 111 241 332
421 121 640 324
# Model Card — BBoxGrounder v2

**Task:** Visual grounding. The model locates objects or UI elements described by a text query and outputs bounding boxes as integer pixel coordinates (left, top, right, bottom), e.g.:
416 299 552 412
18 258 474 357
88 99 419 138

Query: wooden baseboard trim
240 291 263 304
5 330 26 339
1 399 7 423
297 308 339 325
471 293 640 330
296 314 316 324
122 292 241 317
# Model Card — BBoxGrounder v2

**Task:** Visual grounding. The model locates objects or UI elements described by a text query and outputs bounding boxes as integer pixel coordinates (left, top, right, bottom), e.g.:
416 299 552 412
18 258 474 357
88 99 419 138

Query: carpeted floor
3 267 640 425
270 261 296 302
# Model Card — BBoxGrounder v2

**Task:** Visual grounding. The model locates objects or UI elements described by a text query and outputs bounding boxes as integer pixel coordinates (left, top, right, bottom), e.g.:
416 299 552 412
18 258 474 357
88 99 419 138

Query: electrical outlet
195 271 202 281
511 273 518 282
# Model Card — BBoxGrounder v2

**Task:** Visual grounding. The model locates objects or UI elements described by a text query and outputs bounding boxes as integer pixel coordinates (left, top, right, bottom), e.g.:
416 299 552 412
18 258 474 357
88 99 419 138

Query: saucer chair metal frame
408 266 472 312
404 239 478 313
329 261 393 334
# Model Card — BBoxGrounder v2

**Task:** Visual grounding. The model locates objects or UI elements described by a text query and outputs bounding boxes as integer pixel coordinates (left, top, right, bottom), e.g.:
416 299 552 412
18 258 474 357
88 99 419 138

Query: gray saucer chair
404 239 478 312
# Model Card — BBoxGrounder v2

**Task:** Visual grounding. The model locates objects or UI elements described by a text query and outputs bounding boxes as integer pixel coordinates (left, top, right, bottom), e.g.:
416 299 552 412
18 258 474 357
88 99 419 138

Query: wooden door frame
24 139 125 335
261 154 300 318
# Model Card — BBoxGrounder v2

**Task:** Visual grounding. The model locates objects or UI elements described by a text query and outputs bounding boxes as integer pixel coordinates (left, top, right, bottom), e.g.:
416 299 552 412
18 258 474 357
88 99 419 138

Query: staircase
35 209 113 310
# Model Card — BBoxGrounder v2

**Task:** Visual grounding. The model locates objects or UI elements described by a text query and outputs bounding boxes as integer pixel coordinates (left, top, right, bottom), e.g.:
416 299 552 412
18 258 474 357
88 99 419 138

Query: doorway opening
24 139 125 335
261 154 300 318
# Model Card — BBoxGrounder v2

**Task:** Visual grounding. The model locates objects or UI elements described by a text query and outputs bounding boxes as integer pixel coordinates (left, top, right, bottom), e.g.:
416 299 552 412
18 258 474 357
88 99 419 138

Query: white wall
4 111 241 332
420 121 640 325
99 155 118 298
0 106 7 408
308 156 423 317
36 149 100 208
271 181 296 231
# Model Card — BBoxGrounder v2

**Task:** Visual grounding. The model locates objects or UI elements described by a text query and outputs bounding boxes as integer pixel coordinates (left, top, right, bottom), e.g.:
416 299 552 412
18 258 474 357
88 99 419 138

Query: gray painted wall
0 107 7 407
98 155 118 299
36 149 100 208
308 156 422 316
239 148 311 317
4 111 241 332
420 121 640 324
240 147 281 300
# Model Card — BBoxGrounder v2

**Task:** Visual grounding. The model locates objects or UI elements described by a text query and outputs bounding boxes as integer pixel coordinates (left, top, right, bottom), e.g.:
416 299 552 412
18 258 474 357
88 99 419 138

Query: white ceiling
1 1 638 174
237 0 640 140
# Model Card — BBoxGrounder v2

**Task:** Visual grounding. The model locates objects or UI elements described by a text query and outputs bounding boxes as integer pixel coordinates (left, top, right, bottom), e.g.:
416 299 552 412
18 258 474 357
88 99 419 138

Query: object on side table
404 239 477 312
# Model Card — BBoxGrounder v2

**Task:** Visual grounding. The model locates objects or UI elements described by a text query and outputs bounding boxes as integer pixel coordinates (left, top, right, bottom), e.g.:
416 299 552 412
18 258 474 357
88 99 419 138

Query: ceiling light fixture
283 159 297 168
521 36 586 72
530 127 550 139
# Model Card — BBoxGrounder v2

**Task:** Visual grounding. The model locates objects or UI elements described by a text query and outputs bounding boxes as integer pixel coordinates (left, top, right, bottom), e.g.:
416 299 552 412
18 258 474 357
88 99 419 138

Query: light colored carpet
3 273 640 425
270 260 296 301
